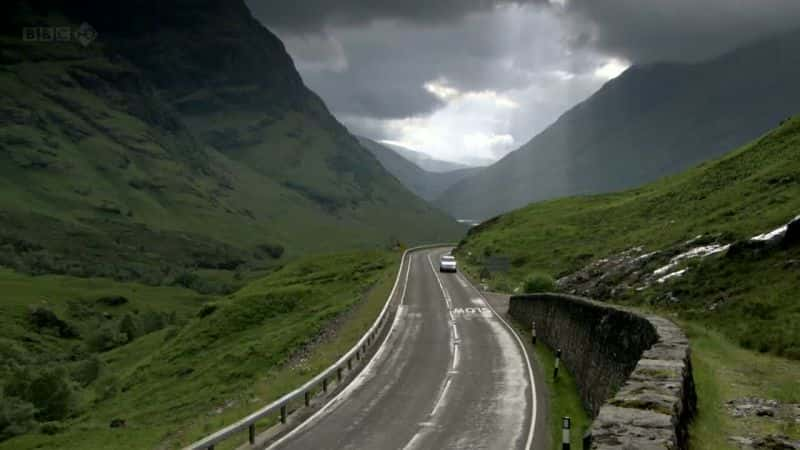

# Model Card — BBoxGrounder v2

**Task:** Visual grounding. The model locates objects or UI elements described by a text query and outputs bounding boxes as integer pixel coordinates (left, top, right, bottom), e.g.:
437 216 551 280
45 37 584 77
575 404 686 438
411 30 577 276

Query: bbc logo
22 22 98 47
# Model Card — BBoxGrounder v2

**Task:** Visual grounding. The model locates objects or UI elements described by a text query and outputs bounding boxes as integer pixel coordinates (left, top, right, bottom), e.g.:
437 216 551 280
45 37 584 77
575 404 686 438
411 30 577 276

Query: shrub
0 392 36 441
523 272 556 293
70 356 103 387
86 326 128 353
118 313 140 342
28 307 79 338
4 367 76 422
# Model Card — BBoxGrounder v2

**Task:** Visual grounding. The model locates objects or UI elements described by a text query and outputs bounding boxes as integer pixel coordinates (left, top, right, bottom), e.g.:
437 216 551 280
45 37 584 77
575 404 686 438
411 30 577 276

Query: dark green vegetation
358 137 480 203
0 1 461 288
437 29 800 220
522 273 556 294
0 250 400 449
457 118 800 446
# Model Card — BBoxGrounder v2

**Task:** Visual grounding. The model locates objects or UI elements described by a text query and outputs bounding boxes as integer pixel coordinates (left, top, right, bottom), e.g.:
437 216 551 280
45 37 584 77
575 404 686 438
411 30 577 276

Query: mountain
0 0 462 283
436 29 800 220
382 142 485 172
357 137 481 203
456 116 800 358
455 116 800 448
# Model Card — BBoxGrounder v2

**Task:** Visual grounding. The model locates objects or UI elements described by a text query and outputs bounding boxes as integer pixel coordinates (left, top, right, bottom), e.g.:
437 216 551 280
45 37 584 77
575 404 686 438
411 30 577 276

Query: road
267 248 542 450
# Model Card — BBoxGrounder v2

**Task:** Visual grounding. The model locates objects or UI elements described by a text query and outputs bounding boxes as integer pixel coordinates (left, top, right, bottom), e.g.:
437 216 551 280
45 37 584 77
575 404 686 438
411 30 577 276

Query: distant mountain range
0 0 462 281
358 137 480 203
436 29 800 220
380 142 489 173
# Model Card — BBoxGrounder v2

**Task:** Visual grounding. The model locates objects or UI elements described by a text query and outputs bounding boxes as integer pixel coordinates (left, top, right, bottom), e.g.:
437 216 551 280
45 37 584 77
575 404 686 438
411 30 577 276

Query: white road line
456 272 538 450
451 322 459 342
265 253 416 450
400 431 425 450
430 378 453 417
426 253 452 310
452 343 460 370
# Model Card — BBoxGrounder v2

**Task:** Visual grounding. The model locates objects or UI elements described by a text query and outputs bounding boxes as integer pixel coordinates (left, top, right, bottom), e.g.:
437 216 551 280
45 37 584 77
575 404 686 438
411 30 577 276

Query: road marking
400 432 425 450
451 322 459 342
451 306 492 317
452 343 460 370
427 253 453 311
430 378 453 417
264 252 417 450
456 272 538 450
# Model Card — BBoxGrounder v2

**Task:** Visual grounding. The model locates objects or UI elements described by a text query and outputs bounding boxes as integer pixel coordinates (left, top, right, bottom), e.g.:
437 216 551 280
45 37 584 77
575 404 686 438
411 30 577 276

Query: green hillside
458 116 800 357
0 249 400 449
0 3 462 287
457 117 800 447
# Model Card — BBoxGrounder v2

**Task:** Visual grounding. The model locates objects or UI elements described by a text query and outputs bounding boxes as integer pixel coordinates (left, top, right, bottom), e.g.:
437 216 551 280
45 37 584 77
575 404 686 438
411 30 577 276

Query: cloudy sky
247 0 800 166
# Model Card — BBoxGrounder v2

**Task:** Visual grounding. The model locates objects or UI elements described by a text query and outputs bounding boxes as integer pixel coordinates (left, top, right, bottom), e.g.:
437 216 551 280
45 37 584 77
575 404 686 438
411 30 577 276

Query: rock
109 418 126 428
96 295 129 306
729 434 800 449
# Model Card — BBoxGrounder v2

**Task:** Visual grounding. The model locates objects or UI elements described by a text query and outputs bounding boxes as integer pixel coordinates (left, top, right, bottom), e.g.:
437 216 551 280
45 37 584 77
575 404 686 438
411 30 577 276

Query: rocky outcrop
509 294 696 449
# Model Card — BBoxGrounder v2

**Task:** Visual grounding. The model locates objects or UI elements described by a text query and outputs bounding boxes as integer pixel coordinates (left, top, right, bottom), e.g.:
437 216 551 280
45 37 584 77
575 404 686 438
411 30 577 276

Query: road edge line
457 272 538 450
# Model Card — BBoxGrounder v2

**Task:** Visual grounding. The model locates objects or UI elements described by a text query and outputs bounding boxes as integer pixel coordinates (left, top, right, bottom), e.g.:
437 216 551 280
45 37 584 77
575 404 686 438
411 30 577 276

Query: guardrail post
323 377 328 393
337 367 343 382
554 349 562 380
562 416 571 450
248 423 255 444
280 404 287 424
304 391 310 407
348 358 352 371
531 320 537 345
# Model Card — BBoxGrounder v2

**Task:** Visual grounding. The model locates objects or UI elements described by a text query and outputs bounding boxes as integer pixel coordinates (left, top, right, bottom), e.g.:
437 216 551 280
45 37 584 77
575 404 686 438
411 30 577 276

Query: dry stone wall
509 293 696 449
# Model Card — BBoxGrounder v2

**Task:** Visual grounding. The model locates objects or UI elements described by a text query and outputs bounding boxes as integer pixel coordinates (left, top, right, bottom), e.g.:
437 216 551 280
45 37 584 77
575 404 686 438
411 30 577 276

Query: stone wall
509 293 696 450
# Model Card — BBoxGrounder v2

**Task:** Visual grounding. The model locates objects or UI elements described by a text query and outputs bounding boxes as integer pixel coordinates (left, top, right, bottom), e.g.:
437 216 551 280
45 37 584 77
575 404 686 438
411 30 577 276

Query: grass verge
683 321 800 449
506 317 591 449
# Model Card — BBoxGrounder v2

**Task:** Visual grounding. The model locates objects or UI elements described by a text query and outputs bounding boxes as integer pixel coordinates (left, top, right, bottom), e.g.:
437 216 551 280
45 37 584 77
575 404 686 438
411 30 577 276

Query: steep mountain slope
385 143 482 172
358 137 480 202
0 1 462 283
457 116 800 357
437 29 800 220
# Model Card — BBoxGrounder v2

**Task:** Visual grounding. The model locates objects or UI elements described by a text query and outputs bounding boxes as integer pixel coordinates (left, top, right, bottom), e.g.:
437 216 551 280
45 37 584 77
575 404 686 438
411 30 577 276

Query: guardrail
185 244 451 450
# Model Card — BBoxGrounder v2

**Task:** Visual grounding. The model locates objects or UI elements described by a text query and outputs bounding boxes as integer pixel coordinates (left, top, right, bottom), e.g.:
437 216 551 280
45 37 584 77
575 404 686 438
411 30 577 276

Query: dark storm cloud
280 7 597 120
564 0 800 63
246 0 547 31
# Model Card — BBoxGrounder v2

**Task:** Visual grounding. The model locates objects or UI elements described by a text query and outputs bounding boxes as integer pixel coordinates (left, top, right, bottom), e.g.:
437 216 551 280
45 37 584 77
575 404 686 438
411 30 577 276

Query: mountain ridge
0 0 463 283
436 28 800 220
357 137 480 203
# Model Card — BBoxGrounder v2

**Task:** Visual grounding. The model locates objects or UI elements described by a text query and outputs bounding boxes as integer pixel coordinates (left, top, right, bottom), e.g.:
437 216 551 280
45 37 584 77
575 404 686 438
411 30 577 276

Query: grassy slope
457 117 800 445
0 18 462 285
1 250 400 449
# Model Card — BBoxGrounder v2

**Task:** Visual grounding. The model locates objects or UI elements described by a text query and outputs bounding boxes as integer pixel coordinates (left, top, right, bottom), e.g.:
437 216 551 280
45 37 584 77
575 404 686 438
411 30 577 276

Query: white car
439 255 457 273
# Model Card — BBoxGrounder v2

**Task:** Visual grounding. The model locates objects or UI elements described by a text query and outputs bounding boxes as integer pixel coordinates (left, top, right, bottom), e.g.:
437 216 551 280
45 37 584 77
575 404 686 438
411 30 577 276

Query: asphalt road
268 248 542 450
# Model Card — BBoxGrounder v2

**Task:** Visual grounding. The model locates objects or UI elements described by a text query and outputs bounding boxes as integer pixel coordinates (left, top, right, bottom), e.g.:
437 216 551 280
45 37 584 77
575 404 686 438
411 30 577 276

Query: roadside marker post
554 348 562 380
531 321 537 345
562 416 571 450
